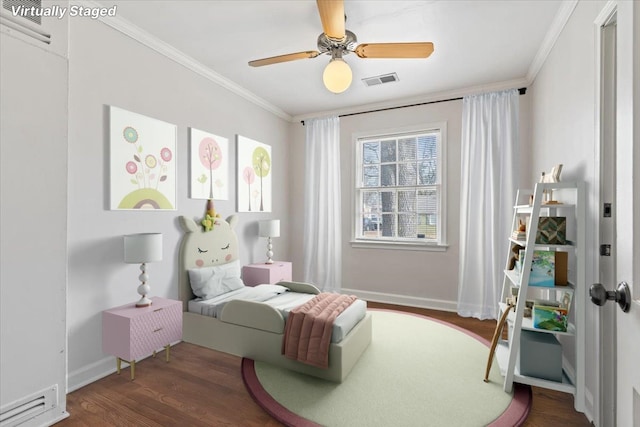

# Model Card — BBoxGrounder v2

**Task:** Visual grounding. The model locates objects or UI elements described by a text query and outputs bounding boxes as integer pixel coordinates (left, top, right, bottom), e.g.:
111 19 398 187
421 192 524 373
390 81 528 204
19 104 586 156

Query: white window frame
350 122 448 251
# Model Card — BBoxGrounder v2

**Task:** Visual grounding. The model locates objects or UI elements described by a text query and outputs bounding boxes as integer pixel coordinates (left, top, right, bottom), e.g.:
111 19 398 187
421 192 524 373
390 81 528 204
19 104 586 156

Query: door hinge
600 244 611 256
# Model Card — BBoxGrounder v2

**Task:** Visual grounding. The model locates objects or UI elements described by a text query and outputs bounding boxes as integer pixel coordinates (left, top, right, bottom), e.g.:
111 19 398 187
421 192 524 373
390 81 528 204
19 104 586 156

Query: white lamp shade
259 220 280 238
124 233 163 263
323 58 352 93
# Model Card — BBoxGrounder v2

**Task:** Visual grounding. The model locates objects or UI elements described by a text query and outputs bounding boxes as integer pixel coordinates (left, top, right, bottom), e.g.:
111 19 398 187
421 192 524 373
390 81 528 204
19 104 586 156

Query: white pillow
188 260 244 300
253 284 290 294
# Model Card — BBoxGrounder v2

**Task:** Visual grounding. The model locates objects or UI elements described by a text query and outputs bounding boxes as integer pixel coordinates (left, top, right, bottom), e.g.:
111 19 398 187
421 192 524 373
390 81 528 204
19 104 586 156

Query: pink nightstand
102 297 182 380
242 261 292 286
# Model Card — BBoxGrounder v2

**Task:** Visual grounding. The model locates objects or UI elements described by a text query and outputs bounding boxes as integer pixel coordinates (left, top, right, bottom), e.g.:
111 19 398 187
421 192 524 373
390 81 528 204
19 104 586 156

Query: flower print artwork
189 128 229 200
110 106 177 210
237 135 272 212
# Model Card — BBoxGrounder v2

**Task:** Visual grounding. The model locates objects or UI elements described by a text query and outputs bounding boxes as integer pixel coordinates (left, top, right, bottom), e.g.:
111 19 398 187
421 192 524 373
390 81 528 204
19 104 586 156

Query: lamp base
135 296 153 307
265 239 274 264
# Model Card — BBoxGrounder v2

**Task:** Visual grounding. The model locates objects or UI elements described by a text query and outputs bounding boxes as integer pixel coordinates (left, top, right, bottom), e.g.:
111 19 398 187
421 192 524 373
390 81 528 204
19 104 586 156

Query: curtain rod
301 87 527 125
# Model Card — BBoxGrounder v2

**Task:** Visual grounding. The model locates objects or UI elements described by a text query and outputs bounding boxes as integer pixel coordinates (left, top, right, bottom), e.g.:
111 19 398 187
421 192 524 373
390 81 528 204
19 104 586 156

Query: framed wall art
109 106 177 210
236 135 272 212
189 128 229 200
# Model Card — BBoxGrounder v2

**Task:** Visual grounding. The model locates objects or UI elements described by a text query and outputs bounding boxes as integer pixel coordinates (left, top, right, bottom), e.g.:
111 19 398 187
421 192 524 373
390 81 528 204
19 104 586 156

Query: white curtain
458 89 519 320
303 116 342 292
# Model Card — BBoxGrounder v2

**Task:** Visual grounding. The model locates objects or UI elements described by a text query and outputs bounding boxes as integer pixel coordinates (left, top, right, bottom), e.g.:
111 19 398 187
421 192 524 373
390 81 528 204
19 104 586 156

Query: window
353 124 446 249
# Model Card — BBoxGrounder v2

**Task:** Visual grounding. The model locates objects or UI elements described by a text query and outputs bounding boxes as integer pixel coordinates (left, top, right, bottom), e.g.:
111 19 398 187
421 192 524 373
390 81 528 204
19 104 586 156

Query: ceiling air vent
362 73 399 87
3 0 42 25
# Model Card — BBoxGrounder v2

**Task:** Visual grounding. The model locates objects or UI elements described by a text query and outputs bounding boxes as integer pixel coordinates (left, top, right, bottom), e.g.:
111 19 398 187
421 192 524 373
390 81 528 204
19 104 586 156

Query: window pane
399 163 417 186
381 191 396 212
381 140 396 162
381 164 396 186
419 160 437 185
363 165 379 187
417 213 437 239
417 189 437 215
418 134 437 159
381 214 396 237
398 190 416 212
399 138 416 161
362 215 381 237
398 213 417 238
362 191 380 213
363 142 379 164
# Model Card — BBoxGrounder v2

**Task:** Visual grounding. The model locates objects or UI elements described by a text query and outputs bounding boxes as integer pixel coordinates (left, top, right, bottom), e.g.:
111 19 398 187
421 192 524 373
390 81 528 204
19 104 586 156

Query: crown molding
526 0 579 84
78 0 292 122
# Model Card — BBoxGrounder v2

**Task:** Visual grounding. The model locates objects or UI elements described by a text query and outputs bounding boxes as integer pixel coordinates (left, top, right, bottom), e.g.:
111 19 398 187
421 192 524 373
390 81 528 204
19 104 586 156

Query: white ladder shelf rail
498 181 585 413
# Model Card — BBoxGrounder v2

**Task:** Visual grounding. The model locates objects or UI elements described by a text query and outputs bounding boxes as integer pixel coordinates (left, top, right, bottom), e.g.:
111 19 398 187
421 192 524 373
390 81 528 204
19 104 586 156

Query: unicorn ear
226 214 239 229
179 216 198 233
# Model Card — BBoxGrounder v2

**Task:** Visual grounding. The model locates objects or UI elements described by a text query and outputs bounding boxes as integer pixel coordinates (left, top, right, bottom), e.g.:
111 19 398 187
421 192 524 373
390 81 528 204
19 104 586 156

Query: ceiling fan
248 0 434 94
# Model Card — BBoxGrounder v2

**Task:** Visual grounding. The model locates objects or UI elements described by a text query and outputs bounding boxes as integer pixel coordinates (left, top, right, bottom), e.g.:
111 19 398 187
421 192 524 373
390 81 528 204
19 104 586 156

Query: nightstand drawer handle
153 327 163 333
153 308 164 312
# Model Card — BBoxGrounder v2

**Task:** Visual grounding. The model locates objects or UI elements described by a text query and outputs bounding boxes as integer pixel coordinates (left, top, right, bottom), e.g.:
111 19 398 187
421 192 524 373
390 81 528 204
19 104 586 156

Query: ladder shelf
495 181 585 413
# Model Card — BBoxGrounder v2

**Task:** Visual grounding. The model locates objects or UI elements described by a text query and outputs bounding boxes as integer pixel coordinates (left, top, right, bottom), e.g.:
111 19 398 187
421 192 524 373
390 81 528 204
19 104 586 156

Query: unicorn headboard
178 214 239 311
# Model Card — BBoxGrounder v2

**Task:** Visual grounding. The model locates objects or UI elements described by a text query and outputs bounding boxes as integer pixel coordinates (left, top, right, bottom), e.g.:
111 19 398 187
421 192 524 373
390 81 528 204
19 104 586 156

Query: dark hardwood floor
59 302 592 426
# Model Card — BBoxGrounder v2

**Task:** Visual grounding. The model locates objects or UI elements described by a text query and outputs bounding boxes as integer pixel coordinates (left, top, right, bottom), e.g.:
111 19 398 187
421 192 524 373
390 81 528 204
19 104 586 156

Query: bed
178 214 372 382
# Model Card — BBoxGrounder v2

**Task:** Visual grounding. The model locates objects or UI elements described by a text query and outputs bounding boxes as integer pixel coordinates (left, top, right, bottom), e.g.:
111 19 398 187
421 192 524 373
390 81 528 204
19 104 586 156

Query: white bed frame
178 216 372 382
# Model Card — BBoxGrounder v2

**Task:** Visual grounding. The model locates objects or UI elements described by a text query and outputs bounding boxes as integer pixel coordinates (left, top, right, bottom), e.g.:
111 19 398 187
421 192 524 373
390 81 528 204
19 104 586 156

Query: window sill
349 239 449 252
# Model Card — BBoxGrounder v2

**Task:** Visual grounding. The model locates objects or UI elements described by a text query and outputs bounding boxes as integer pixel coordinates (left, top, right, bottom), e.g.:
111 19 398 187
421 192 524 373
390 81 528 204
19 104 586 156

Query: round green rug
242 309 531 426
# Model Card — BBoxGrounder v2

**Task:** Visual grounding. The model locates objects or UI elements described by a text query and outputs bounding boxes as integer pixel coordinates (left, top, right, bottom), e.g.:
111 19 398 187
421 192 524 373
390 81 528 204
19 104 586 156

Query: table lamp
124 233 163 307
258 220 280 264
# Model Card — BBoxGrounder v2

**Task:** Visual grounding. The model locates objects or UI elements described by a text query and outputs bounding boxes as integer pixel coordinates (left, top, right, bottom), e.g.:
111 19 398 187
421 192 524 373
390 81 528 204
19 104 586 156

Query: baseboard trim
342 288 457 312
67 356 115 393
67 341 183 392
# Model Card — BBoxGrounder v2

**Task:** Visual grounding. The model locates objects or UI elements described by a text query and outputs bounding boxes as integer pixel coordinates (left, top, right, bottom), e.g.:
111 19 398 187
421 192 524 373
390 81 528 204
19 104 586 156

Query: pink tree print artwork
242 166 256 211
199 137 222 199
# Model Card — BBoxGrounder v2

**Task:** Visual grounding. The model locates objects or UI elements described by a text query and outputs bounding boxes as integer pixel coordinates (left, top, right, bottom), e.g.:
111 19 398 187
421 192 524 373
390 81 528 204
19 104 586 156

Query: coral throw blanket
282 293 357 369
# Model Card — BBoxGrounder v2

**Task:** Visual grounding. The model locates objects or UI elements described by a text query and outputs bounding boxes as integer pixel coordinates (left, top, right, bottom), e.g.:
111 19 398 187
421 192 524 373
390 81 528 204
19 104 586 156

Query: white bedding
188 284 367 343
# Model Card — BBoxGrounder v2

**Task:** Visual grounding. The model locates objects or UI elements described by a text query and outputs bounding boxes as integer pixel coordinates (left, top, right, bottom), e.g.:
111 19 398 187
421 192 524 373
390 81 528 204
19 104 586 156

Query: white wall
66 17 291 390
289 95 530 310
0 3 69 424
527 0 608 422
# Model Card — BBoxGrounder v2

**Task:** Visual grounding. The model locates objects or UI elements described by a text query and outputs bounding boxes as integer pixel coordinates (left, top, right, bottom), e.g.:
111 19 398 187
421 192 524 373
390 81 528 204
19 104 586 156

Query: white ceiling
103 0 566 120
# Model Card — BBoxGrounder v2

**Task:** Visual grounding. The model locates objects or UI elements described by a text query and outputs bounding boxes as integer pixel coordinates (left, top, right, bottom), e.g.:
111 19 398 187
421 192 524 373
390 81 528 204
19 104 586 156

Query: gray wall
0 14 69 426
66 16 291 389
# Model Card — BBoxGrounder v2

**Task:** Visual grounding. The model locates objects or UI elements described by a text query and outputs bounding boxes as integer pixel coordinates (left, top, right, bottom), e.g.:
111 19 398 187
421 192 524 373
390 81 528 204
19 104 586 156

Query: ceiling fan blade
248 51 320 67
355 42 435 59
316 0 345 41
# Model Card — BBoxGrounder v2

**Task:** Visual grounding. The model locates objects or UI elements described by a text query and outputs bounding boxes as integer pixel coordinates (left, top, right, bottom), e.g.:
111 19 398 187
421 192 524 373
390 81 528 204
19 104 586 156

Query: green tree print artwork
252 146 271 211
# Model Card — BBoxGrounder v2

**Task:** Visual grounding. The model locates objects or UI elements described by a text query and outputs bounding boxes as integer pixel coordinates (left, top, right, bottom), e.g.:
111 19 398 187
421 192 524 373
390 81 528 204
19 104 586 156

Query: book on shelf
533 305 568 332
511 230 526 240
517 250 568 287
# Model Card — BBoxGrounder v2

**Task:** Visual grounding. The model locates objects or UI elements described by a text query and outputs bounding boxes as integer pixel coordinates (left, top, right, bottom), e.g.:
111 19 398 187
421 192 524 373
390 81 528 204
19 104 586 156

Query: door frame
594 2 619 426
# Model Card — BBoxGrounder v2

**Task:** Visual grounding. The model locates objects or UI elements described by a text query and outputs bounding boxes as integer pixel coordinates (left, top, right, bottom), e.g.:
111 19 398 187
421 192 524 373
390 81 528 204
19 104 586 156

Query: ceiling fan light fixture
323 58 352 94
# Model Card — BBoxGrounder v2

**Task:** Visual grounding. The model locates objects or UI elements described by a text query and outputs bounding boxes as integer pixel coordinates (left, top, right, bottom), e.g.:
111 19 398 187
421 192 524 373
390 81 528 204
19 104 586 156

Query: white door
614 2 639 426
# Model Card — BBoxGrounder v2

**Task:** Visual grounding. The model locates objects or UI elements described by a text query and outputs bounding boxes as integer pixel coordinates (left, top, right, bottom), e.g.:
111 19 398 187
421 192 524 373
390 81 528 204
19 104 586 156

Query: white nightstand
102 297 182 380
242 261 292 286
